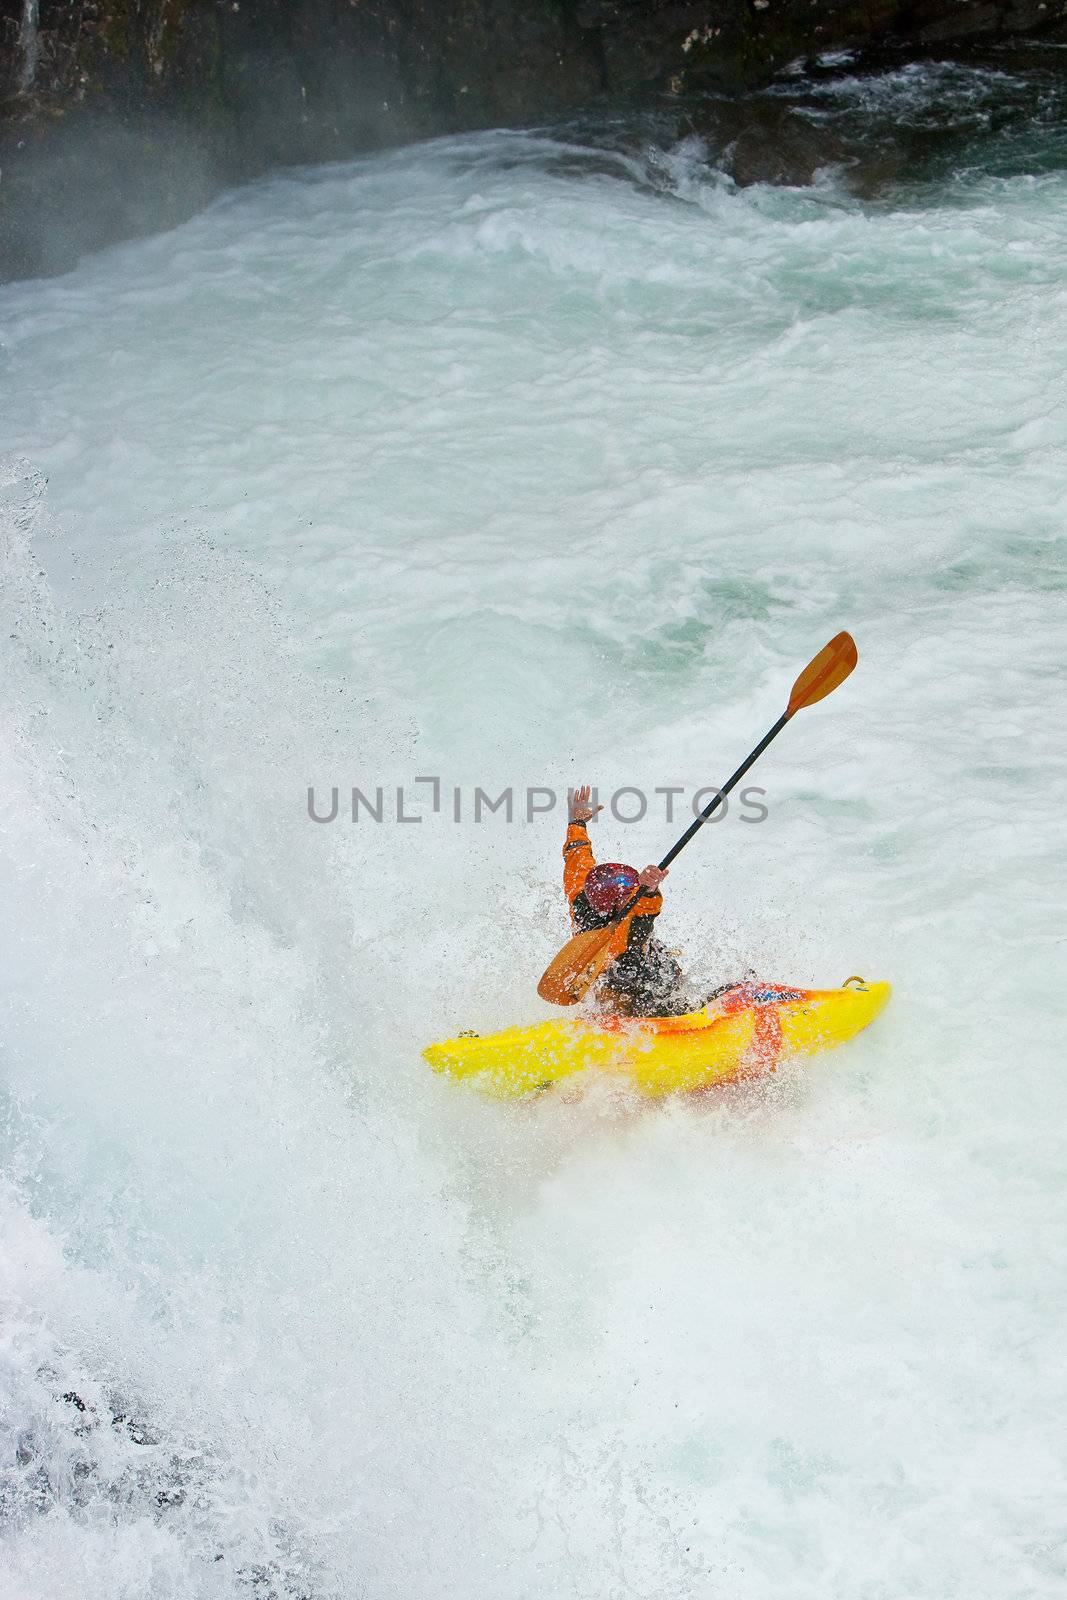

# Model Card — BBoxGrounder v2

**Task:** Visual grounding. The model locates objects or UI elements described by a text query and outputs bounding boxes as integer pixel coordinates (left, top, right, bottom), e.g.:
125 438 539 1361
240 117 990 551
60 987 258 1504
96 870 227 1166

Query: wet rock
700 98 853 186
680 39 1067 198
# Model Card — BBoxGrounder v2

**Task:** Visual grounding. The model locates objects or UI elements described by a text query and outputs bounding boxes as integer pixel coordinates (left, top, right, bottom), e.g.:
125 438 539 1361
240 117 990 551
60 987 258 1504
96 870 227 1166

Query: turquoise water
2 61 1066 1600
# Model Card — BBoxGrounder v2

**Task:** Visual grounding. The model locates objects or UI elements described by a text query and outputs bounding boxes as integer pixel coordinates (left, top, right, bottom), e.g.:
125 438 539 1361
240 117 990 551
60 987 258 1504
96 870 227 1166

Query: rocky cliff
2 1 1066 280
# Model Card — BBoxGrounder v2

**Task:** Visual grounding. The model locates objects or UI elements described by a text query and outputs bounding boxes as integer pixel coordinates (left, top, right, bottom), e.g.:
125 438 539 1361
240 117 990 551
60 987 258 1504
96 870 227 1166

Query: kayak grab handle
843 976 868 990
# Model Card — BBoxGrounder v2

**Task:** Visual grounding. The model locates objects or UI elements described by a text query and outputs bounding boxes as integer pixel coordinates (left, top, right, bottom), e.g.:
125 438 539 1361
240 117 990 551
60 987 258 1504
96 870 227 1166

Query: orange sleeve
563 821 595 905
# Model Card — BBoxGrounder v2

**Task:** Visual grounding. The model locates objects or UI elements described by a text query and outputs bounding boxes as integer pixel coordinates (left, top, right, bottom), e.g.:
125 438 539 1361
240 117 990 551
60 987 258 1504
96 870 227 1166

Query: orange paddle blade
787 631 858 716
537 923 617 1006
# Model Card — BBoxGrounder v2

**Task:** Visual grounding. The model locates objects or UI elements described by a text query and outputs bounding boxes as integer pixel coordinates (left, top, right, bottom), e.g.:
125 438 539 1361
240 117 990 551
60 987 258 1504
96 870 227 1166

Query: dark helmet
584 862 639 916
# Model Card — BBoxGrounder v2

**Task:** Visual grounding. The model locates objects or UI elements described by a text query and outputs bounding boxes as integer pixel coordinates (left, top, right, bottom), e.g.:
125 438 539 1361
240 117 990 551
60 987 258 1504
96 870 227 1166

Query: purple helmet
584 862 639 916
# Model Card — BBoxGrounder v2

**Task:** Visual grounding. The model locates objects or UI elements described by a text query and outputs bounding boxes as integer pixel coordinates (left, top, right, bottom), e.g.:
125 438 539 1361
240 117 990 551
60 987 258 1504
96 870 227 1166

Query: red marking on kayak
718 984 785 1071
594 983 797 1064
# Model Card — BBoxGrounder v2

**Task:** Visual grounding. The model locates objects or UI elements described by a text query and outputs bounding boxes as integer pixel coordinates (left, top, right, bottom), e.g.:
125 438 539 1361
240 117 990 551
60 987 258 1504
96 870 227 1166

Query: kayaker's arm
627 877 665 943
564 784 602 904
629 867 667 924
563 820 596 904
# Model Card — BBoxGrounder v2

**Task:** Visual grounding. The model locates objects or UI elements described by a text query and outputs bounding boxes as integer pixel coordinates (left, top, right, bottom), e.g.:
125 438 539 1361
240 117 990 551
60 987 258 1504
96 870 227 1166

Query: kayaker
564 784 690 1016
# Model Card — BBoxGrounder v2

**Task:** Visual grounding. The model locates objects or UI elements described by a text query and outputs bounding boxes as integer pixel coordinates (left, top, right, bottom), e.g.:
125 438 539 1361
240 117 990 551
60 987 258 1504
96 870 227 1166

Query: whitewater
2 60 1066 1600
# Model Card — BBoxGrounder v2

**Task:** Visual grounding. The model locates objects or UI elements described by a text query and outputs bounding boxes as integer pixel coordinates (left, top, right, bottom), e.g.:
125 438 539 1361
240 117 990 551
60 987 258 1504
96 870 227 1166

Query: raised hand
569 784 604 824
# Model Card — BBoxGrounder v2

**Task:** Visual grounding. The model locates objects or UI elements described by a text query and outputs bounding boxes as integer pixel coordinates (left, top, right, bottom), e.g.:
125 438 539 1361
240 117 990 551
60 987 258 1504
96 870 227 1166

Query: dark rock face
1 0 1066 280
569 0 1067 93
2 0 601 146
0 0 605 279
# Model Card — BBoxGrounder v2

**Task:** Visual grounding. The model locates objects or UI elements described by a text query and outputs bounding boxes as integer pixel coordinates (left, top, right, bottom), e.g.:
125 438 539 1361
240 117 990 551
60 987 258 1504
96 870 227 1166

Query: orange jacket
563 821 662 965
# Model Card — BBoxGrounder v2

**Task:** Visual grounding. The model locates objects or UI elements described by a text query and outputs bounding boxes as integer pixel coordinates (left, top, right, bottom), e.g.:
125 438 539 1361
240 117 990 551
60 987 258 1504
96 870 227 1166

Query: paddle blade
537 923 617 1006
787 631 858 716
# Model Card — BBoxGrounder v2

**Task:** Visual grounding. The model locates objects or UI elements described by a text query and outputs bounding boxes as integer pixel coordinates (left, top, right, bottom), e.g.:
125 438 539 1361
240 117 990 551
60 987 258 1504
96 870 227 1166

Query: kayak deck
424 979 891 1099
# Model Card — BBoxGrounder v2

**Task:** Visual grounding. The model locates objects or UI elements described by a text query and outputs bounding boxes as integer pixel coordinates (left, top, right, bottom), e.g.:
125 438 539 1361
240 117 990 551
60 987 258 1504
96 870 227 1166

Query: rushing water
2 57 1066 1600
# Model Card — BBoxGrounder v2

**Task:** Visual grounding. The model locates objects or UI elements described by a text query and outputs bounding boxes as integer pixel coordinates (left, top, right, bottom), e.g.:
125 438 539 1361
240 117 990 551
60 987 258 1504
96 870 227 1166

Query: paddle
537 631 858 1006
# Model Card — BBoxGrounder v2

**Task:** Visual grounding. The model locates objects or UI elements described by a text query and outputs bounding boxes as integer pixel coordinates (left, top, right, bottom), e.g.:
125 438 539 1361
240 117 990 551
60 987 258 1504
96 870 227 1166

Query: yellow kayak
424 979 891 1099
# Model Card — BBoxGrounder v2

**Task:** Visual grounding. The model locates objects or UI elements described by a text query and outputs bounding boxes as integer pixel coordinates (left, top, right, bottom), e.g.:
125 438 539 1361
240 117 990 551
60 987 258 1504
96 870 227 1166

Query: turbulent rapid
2 57 1066 1600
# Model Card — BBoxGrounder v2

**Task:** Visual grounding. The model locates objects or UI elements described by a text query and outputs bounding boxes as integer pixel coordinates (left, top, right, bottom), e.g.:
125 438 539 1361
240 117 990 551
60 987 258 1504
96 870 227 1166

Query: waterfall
19 0 40 92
